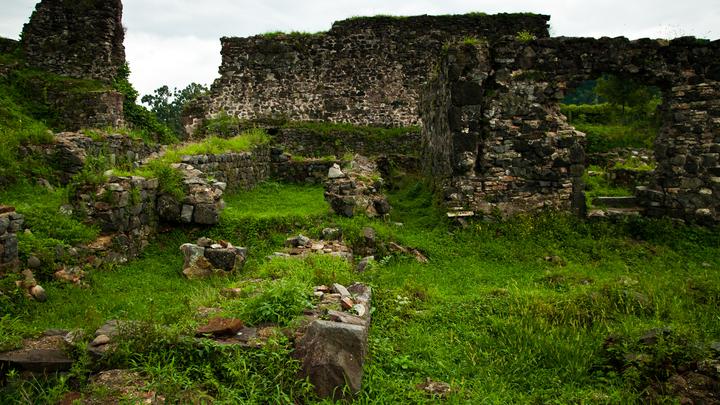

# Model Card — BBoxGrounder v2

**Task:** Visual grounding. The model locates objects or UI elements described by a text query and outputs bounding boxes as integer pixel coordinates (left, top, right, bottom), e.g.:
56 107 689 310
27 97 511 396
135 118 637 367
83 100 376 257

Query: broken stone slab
195 317 244 337
332 283 351 298
0 334 73 373
295 320 368 399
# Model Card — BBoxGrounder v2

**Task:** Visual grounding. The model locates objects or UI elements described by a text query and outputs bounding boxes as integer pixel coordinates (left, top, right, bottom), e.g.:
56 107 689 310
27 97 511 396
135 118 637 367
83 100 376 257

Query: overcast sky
1 0 718 97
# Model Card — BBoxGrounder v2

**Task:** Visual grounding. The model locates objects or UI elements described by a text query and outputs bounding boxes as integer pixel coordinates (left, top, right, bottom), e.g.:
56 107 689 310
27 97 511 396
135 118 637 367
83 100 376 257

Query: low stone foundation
180 147 271 192
23 131 161 185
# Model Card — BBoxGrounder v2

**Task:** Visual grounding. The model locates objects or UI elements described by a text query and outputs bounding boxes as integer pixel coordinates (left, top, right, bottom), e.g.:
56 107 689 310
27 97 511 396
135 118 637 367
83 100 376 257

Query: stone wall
267 127 421 158
47 90 125 131
187 13 550 131
271 150 342 185
21 0 125 82
73 165 226 259
422 37 720 222
0 207 24 273
23 131 161 185
180 147 271 192
421 43 585 218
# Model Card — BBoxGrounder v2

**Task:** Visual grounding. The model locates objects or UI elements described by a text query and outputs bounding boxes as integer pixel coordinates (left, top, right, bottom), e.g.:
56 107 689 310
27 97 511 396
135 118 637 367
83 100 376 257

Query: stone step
591 196 638 208
588 207 644 219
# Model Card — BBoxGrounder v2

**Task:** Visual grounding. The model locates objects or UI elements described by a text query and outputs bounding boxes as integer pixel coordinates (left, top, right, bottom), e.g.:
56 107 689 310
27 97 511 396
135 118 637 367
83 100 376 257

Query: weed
516 30 537 42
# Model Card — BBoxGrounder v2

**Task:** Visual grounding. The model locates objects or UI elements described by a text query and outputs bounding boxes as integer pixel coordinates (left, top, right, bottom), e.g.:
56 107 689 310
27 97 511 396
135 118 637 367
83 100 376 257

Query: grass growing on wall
281 121 420 141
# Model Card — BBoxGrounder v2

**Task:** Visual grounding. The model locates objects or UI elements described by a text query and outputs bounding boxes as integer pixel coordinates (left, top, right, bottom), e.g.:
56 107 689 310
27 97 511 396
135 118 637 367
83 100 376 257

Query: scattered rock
30 285 47 302
328 164 345 179
321 227 342 241
356 256 374 272
91 334 111 347
27 255 41 269
196 317 244 337
332 283 351 298
285 234 311 248
417 378 452 397
220 287 243 298
340 297 354 310
54 266 86 285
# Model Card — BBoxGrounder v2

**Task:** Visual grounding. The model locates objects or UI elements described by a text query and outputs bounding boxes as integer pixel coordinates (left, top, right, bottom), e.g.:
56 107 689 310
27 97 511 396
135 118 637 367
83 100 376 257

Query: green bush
241 280 312 326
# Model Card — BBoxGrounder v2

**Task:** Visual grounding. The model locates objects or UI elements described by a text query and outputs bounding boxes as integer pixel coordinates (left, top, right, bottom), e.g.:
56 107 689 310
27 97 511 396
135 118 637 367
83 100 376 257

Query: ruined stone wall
268 127 421 158
21 0 125 82
180 147 271 192
47 90 125 131
0 207 24 273
422 43 585 218
73 166 226 259
23 132 161 185
423 36 720 222
191 14 549 130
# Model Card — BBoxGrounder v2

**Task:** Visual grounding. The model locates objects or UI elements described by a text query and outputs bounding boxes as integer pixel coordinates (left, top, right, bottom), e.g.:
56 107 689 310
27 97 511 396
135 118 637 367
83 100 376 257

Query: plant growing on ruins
241 279 313 326
516 30 537 42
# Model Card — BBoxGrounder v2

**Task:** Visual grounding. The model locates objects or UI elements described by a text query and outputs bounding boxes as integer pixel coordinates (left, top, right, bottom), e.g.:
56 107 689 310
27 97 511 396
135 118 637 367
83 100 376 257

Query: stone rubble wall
423 37 720 222
47 90 125 131
73 166 226 259
267 127 421 158
0 207 24 273
187 14 550 131
23 132 161 185
21 0 125 82
180 147 271 192
637 82 720 223
421 43 585 218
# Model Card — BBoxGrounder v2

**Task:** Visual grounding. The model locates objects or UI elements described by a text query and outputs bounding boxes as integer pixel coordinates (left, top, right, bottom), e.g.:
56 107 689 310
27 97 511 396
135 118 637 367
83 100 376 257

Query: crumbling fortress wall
422 37 720 223
12 0 127 130
185 14 550 131
21 0 126 82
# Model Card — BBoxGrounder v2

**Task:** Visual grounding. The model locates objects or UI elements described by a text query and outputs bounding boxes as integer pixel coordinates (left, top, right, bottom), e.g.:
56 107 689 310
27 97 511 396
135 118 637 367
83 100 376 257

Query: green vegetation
0 182 99 281
201 110 242 138
113 63 177 144
1 177 717 403
141 83 208 137
562 75 662 154
516 30 537 42
260 31 323 39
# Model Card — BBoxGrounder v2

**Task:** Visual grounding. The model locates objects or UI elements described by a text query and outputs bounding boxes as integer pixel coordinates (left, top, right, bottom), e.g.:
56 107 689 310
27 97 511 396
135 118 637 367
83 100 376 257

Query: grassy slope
1 180 719 403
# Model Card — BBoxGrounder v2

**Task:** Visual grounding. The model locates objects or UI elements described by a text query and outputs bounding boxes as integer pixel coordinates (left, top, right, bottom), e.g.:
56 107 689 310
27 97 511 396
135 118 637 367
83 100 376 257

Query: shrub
241 280 312 326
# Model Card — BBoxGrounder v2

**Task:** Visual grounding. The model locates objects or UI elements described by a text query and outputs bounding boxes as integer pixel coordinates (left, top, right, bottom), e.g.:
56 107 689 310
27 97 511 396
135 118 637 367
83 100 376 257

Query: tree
594 75 656 117
141 83 208 137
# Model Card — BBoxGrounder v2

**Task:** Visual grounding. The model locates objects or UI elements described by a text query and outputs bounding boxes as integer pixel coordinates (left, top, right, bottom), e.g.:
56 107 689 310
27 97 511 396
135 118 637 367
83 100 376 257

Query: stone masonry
186 13 550 131
21 0 126 82
423 37 720 222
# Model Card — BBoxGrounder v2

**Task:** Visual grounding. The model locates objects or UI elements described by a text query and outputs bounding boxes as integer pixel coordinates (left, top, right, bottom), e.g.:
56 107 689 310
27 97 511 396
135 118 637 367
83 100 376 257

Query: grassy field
1 179 719 403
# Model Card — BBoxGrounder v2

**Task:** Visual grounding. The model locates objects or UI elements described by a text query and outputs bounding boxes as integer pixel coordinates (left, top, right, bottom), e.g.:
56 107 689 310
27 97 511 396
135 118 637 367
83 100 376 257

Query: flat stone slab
0 335 73 373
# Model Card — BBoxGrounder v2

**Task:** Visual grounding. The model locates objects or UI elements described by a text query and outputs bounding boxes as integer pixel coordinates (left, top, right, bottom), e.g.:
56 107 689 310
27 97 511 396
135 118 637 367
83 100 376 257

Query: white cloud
124 32 220 96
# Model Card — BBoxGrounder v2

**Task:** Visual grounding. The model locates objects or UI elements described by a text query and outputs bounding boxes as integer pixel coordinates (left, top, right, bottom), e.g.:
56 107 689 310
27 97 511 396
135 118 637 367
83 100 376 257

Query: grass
583 165 634 207
575 123 656 153
1 178 718 403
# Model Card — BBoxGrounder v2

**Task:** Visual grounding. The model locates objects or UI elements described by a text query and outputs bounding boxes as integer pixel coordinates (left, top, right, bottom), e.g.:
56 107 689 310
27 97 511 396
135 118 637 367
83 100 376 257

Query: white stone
328 164 345 179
